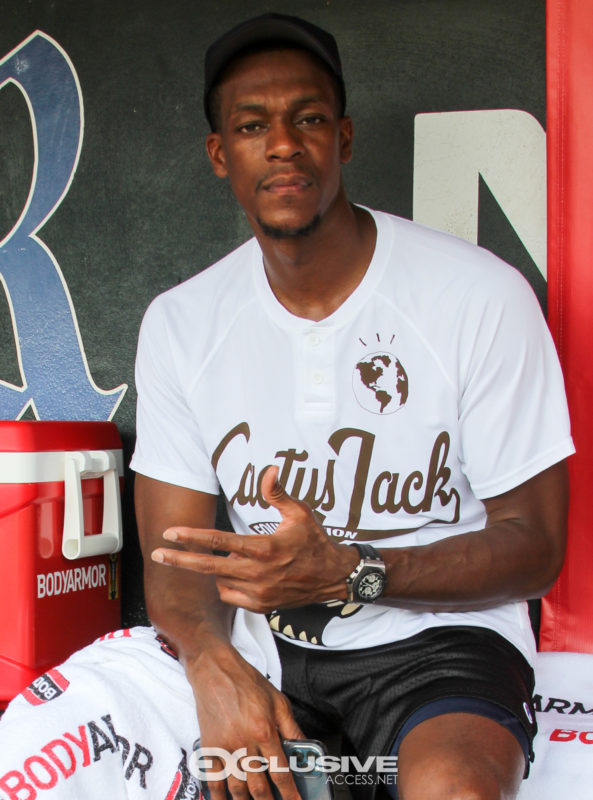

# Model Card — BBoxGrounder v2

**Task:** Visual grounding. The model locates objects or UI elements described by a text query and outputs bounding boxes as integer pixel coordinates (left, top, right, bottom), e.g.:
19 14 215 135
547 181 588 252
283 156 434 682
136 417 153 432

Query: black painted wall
0 0 545 626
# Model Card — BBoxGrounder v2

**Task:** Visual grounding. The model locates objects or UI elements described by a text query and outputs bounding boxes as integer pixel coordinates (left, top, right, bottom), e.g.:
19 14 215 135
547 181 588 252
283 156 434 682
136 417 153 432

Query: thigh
397 711 525 800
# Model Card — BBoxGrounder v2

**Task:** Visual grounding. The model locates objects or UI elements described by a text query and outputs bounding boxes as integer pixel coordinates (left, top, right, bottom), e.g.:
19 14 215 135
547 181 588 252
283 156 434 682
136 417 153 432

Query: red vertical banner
541 0 593 651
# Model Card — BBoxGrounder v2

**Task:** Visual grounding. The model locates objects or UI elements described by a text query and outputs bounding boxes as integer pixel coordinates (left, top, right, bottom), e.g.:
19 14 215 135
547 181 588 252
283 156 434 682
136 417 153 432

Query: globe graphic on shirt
353 352 409 414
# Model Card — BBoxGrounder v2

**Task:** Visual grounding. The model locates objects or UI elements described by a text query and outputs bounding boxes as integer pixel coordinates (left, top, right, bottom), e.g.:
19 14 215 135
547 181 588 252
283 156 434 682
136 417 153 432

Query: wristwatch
345 543 386 603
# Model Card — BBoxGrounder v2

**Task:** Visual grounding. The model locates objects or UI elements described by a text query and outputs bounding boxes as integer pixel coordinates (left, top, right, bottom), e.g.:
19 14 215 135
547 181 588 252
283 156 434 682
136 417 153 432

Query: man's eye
298 115 324 126
237 122 264 134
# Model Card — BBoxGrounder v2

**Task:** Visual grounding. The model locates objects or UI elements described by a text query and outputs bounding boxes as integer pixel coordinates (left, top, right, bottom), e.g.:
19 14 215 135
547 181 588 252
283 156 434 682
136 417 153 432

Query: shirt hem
130 456 219 495
471 438 575 500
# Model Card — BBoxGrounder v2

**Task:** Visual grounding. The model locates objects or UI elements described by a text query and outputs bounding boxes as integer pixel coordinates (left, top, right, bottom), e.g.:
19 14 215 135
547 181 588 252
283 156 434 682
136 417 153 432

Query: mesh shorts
276 625 537 800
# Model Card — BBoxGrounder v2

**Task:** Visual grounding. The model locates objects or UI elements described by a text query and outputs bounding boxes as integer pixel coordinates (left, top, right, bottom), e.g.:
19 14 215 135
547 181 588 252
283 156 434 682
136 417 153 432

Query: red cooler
0 421 123 708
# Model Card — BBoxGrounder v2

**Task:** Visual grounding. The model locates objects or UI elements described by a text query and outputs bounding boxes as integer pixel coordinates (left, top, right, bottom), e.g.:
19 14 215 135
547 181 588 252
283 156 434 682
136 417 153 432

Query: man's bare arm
151 460 569 613
135 474 303 800
380 459 569 611
135 474 232 651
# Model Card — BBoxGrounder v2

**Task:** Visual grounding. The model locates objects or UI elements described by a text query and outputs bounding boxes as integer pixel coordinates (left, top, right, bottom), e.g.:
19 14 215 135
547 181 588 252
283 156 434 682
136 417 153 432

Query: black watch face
357 570 385 601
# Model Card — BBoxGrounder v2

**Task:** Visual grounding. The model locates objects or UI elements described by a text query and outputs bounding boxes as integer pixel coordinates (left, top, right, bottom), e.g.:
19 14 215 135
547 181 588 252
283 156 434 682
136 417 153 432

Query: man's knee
398 754 513 800
396 713 524 800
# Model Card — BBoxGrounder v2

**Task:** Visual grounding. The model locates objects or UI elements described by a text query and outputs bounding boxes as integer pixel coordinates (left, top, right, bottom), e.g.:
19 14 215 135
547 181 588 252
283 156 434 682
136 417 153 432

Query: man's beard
257 213 322 240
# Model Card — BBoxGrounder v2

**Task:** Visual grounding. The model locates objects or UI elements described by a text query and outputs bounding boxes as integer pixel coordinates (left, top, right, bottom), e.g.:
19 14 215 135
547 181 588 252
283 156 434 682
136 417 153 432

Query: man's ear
339 116 354 165
205 132 228 178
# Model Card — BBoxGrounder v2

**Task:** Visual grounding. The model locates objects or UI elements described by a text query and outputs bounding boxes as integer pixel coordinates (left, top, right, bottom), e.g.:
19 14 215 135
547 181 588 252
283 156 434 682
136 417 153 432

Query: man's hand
136 475 305 800
151 466 359 612
188 641 304 800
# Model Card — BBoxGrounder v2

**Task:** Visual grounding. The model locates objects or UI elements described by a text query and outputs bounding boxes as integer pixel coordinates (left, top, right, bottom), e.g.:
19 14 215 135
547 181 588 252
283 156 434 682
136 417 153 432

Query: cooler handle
62 450 123 560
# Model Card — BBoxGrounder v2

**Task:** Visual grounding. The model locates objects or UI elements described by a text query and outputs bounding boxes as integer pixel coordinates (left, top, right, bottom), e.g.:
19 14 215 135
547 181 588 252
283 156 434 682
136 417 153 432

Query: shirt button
312 371 323 384
308 333 321 346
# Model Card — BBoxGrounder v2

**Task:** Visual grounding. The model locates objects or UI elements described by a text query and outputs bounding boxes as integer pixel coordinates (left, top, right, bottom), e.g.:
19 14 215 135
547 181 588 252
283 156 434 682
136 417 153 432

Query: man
132 13 573 800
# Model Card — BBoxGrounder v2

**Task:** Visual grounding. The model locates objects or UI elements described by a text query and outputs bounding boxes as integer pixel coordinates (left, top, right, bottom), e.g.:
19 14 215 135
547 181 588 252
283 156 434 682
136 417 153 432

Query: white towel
2 623 592 799
518 651 593 799
0 610 280 800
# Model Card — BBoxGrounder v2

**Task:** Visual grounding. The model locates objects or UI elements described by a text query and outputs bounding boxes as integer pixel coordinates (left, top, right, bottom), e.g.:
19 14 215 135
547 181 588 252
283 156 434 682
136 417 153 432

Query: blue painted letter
0 31 126 420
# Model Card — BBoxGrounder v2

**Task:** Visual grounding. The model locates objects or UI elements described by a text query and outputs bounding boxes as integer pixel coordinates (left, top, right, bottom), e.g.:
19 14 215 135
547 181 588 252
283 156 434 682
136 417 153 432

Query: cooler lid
0 421 122 453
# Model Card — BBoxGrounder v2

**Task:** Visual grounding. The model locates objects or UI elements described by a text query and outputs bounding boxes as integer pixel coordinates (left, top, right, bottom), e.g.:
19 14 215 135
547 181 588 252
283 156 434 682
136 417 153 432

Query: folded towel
518 650 593 799
0 609 280 799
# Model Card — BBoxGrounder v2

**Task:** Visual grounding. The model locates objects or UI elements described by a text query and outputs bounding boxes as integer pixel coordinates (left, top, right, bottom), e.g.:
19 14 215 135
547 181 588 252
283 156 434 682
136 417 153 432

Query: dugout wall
0 1 570 631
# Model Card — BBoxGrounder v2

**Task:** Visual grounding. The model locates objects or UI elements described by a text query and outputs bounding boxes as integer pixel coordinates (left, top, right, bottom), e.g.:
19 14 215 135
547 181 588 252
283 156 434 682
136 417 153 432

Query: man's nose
265 120 304 160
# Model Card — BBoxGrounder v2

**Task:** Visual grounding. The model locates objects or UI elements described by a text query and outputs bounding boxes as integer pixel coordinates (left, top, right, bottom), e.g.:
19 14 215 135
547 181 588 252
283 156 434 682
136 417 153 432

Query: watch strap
351 543 382 561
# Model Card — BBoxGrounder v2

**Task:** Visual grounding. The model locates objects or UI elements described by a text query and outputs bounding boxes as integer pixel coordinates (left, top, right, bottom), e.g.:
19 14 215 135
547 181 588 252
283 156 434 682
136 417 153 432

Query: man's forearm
381 460 568 611
354 461 568 611
378 518 562 612
143 558 236 665
135 474 238 666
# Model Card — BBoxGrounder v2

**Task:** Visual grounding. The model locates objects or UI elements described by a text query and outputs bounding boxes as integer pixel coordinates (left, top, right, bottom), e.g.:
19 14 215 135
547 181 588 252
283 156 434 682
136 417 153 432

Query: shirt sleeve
130 295 220 494
457 264 575 499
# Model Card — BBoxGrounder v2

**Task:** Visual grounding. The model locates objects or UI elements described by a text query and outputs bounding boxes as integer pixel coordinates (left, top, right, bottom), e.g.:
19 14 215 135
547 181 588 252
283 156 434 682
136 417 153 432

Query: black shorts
276 625 537 800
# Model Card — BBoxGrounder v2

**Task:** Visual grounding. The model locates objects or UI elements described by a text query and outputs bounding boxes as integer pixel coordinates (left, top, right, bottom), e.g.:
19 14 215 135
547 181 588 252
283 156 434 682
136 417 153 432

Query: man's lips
259 174 313 193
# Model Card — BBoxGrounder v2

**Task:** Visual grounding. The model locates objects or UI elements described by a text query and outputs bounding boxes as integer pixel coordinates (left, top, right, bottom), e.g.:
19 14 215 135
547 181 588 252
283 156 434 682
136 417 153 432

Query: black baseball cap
204 13 346 129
